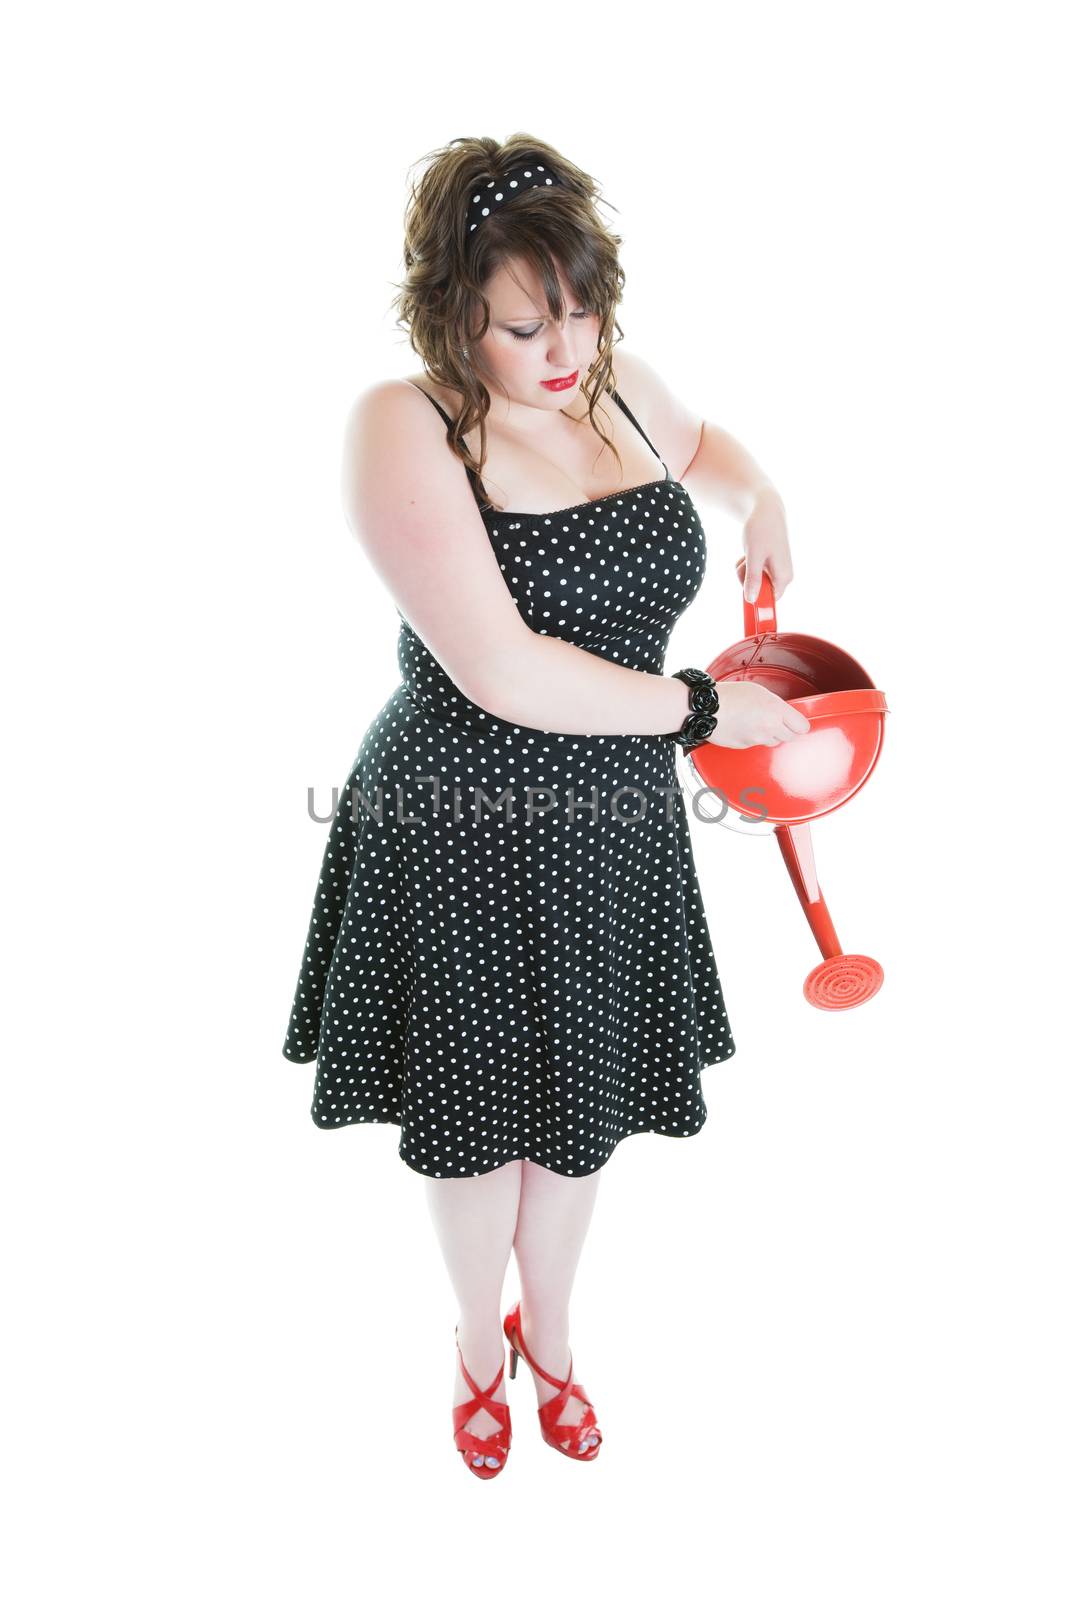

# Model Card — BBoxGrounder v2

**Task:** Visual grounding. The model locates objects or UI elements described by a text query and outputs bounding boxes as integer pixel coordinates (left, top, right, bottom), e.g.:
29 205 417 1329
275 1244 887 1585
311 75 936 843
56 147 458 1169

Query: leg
510 1160 603 1448
424 1158 523 1454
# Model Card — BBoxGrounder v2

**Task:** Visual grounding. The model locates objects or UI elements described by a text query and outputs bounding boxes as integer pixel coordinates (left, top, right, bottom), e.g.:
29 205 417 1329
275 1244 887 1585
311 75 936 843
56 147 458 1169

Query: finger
743 560 765 602
763 565 790 601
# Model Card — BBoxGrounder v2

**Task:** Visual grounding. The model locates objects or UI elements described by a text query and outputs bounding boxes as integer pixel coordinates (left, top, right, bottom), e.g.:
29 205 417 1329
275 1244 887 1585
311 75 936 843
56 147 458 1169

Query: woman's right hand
706 681 811 749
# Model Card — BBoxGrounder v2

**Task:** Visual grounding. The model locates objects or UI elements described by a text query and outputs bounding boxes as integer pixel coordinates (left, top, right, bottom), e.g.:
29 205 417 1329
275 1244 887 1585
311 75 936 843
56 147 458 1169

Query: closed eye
511 311 592 342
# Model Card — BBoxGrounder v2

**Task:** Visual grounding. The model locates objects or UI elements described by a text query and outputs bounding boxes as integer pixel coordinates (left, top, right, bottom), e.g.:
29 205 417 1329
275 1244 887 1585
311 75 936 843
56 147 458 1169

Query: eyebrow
497 308 585 325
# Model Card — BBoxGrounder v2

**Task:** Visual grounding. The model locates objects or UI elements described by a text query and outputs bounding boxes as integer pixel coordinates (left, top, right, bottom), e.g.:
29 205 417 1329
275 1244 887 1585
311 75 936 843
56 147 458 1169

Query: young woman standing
282 134 805 1477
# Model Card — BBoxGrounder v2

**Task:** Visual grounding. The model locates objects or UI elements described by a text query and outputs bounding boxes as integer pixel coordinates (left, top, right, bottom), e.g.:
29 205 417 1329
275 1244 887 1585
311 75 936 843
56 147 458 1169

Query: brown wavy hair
388 133 628 513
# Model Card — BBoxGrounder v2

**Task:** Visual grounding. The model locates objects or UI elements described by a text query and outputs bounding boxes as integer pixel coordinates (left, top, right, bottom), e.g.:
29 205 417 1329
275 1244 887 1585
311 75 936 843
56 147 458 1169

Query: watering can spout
776 823 885 1009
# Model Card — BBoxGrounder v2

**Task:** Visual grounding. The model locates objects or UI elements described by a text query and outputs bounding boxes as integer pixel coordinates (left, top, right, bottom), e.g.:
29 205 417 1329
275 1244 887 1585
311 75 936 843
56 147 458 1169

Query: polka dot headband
466 163 560 235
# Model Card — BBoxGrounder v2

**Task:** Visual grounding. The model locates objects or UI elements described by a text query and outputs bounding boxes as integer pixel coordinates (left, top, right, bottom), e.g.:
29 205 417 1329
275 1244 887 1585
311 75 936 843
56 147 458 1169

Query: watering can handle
736 558 778 638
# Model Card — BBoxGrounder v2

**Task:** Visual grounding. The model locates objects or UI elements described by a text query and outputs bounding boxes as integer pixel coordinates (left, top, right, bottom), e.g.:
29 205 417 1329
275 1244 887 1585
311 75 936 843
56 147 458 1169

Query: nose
545 317 580 369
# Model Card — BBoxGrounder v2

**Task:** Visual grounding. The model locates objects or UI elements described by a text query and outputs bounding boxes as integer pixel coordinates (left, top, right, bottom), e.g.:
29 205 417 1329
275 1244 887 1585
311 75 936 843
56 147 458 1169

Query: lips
540 369 579 391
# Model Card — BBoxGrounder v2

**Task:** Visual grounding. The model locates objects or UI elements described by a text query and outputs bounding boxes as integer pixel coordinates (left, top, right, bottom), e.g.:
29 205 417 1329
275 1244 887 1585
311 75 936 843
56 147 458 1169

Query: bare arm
611 346 794 604
482 632 691 736
342 381 692 737
681 423 782 520
610 346 780 517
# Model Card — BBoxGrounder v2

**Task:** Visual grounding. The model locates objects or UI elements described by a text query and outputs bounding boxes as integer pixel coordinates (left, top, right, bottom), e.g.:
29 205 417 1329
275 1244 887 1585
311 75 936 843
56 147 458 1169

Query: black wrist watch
667 667 720 754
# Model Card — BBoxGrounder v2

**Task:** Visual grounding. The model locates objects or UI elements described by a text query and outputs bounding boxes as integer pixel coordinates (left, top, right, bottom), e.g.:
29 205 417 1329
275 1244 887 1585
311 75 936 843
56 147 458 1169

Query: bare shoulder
345 374 446 432
399 370 464 419
341 377 457 471
609 347 705 478
339 376 476 542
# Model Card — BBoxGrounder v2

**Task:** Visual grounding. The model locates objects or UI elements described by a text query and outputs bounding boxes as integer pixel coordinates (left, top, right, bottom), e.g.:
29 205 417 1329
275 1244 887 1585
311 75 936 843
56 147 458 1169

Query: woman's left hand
739 486 794 602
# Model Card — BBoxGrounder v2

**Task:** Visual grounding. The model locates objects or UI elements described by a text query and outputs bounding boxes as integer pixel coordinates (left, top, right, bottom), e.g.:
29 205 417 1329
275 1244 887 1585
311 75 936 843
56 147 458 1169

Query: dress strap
609 389 664 465
404 381 482 488
406 380 455 430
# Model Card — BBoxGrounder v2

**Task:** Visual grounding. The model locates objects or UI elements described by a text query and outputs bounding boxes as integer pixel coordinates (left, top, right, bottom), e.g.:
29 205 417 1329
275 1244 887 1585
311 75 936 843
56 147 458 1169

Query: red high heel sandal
452 1327 512 1480
503 1300 602 1461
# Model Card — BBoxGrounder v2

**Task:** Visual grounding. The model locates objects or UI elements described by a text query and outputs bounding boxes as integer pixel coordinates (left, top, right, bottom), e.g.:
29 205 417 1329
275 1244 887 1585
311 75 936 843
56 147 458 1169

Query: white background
4 2 1065 1595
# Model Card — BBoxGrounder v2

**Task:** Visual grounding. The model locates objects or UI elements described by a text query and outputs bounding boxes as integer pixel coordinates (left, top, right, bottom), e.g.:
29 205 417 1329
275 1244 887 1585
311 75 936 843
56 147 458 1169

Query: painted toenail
486 1456 499 1468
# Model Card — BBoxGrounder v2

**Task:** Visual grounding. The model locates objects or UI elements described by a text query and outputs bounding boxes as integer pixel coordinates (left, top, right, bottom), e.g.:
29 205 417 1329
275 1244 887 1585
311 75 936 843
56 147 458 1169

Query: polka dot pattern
467 162 558 233
282 389 737 1177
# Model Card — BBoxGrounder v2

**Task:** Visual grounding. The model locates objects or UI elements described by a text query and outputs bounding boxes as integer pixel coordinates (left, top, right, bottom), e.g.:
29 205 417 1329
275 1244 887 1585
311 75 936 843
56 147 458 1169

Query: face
469 255 602 422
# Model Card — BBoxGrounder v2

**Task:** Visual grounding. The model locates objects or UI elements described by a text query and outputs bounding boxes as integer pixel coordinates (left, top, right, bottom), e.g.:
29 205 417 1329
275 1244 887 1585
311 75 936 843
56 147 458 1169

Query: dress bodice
397 386 707 742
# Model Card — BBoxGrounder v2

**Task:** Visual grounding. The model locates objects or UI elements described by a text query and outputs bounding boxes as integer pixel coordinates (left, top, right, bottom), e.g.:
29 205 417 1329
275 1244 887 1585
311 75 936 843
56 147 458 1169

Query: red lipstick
540 369 579 391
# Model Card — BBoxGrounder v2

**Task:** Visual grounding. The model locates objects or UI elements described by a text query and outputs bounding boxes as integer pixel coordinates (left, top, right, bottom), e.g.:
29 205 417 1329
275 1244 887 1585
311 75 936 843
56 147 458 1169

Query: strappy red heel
502 1300 602 1461
452 1327 512 1479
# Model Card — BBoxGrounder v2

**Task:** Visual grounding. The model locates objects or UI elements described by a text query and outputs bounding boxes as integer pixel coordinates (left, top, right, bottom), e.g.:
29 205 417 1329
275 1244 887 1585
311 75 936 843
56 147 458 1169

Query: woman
282 134 807 1478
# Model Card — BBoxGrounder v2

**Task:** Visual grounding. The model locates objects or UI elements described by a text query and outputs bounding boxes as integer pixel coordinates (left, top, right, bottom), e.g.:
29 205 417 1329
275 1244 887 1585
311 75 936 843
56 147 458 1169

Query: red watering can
680 561 889 1010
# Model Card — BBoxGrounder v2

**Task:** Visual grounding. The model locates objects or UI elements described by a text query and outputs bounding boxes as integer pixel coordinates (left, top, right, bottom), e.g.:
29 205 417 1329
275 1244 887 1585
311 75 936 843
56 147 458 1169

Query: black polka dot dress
282 386 737 1177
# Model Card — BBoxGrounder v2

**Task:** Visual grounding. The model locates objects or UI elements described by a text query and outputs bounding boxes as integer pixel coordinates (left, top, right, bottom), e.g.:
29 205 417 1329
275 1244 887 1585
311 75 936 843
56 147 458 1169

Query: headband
466 163 561 235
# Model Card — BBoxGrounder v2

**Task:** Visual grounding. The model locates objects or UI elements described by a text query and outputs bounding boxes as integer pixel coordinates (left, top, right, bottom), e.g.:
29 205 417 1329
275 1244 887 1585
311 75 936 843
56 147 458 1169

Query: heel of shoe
503 1300 521 1380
